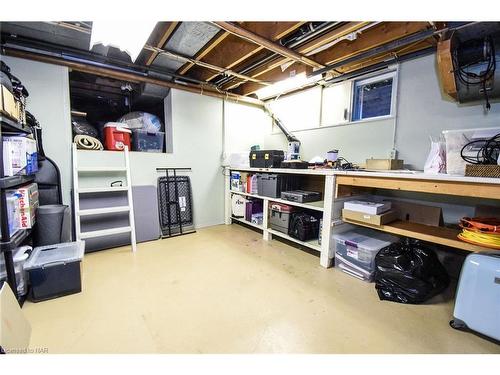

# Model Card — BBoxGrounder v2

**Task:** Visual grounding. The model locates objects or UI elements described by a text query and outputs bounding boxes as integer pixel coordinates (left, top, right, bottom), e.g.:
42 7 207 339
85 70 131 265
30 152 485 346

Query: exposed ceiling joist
212 21 324 69
221 22 371 91
188 22 305 83
144 45 269 85
234 22 433 96
177 30 230 75
145 22 179 66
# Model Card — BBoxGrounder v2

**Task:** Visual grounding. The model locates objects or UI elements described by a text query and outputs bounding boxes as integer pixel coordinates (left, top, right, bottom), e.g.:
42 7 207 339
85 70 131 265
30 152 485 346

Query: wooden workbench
225 167 500 268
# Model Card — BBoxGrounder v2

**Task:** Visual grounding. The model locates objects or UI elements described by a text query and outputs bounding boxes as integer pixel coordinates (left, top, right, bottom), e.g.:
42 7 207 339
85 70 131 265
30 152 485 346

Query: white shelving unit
72 144 137 252
225 167 337 267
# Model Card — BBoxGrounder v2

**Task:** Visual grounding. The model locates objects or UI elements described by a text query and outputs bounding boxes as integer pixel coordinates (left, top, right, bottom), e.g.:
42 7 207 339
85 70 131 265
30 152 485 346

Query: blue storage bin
132 129 165 152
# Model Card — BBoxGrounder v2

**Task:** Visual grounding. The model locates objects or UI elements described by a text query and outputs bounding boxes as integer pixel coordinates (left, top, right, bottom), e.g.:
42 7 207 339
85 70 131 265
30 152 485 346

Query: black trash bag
374 238 450 304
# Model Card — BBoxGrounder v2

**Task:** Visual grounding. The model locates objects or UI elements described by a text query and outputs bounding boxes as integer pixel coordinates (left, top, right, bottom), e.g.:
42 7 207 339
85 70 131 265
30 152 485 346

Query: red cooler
103 122 132 151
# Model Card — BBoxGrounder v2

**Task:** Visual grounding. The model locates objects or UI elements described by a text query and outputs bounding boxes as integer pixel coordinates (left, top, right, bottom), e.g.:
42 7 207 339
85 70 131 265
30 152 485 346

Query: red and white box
7 183 39 229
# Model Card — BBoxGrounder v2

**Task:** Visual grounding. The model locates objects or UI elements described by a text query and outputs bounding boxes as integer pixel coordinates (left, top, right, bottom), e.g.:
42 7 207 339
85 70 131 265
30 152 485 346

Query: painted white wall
2 55 72 204
223 100 271 159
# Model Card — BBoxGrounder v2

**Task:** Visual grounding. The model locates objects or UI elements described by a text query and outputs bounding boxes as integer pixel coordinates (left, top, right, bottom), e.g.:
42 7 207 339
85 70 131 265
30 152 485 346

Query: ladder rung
80 226 132 239
78 206 130 216
78 187 129 194
78 167 127 172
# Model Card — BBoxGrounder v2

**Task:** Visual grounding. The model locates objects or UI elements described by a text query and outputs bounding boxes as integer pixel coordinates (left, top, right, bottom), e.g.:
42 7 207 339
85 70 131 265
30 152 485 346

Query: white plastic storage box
335 254 375 282
132 129 165 152
443 127 500 175
333 228 398 276
23 241 85 302
0 246 32 296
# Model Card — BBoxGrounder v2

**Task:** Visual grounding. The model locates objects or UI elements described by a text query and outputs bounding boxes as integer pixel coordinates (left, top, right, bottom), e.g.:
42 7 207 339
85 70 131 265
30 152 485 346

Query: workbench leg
224 169 231 225
320 175 336 268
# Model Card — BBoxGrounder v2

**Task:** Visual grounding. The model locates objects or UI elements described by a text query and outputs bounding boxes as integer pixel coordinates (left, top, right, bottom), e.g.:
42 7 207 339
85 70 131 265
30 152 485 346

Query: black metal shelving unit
0 114 33 305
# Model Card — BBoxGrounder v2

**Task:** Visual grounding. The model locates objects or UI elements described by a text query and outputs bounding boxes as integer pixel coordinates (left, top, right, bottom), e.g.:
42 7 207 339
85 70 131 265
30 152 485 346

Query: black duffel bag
288 212 320 242
374 238 450 304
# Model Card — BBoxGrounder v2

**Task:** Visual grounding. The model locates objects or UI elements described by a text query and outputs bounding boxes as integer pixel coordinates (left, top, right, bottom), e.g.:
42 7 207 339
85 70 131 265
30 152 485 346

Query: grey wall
396 54 500 169
2 55 73 204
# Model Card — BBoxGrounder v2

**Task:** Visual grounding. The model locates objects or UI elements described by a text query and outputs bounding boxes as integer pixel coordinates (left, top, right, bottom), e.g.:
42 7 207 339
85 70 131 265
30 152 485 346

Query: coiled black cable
453 36 496 110
460 132 500 164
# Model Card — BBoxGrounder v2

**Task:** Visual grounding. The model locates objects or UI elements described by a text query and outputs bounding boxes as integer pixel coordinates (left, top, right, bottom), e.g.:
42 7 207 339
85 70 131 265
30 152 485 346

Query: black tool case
288 212 320 242
280 190 322 203
256 174 301 198
249 150 284 168
23 241 85 302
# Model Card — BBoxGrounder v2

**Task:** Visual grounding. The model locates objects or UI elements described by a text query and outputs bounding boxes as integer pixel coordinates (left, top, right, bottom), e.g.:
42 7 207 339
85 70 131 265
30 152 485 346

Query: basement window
351 71 397 122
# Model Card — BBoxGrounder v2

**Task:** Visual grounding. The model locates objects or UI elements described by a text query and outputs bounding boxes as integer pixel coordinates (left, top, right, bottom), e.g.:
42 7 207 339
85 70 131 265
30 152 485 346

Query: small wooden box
465 164 500 178
366 158 404 170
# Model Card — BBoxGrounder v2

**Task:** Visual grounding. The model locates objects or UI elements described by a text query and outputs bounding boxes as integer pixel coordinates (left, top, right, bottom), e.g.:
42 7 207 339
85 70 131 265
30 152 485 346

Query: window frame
350 69 398 123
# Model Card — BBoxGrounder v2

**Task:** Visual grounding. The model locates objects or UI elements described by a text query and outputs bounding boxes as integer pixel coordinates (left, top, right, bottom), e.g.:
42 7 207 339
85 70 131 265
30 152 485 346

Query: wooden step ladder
72 144 137 252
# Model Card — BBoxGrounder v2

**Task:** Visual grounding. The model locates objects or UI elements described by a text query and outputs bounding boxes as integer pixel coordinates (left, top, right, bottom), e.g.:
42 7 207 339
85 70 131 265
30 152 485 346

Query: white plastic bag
424 136 446 174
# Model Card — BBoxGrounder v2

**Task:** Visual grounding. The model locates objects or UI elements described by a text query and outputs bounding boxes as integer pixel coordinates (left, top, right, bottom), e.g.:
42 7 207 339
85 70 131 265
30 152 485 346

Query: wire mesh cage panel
158 175 193 236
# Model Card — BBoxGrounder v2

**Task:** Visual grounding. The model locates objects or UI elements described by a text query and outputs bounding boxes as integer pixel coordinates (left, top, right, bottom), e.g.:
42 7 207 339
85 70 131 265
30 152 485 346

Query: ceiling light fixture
255 72 323 100
90 20 157 62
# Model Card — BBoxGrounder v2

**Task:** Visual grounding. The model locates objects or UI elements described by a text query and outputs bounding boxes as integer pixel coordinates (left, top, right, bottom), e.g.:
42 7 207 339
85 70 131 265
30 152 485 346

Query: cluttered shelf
230 190 325 212
231 216 263 230
0 229 31 252
0 174 35 189
341 218 486 253
0 115 30 134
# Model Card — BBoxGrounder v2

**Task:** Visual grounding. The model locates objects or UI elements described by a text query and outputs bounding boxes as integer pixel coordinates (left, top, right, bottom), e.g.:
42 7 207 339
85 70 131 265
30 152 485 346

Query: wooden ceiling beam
145 21 179 66
212 21 324 69
186 22 306 83
234 22 431 96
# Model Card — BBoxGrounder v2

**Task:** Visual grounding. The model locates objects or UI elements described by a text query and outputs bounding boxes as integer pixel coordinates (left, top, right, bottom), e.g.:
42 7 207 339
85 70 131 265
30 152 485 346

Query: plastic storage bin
23 241 85 302
0 246 32 296
132 129 165 152
333 228 398 275
335 254 374 282
256 174 300 198
443 127 500 175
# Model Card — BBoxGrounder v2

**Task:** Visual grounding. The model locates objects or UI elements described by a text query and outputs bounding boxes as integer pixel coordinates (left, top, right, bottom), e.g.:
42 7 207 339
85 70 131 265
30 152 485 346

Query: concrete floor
23 224 499 354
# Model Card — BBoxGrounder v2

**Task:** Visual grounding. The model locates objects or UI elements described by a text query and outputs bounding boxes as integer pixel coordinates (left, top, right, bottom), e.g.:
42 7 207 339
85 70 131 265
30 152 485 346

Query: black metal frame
0 115 33 305
156 167 195 238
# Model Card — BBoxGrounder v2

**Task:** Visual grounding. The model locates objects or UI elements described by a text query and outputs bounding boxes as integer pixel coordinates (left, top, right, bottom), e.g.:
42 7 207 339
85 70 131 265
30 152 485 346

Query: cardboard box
0 85 25 123
390 200 443 227
366 158 404 170
2 136 38 176
7 183 39 229
342 209 399 226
